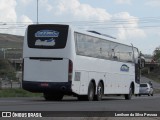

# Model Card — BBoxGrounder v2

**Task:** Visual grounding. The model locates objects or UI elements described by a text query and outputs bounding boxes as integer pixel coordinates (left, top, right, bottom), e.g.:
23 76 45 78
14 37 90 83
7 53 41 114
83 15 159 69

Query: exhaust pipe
61 86 66 91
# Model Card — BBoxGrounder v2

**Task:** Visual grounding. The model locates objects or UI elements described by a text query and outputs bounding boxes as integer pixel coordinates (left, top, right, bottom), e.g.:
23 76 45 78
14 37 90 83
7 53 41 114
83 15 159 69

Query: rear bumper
22 81 72 94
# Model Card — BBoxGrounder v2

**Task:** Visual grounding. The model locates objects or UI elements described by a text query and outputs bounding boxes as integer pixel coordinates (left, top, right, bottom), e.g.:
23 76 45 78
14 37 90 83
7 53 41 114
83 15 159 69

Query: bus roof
27 24 139 51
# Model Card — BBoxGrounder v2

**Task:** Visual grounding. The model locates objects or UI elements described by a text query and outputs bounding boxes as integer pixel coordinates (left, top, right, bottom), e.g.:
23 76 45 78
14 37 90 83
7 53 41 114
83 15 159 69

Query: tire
87 82 95 101
95 82 103 101
44 93 63 101
77 95 86 101
125 87 132 100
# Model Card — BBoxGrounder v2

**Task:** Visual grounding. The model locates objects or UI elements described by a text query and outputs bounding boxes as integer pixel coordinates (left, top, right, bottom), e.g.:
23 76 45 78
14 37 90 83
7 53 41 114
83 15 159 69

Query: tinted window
75 32 134 62
75 33 111 59
140 84 147 87
27 24 69 49
110 43 133 62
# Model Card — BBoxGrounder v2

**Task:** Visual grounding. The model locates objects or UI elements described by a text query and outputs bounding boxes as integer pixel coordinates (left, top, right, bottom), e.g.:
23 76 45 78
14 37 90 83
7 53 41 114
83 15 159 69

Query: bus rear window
27 24 69 49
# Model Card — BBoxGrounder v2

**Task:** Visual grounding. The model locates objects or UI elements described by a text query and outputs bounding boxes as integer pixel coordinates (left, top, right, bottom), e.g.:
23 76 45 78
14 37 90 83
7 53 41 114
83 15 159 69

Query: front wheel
125 87 132 100
87 82 95 101
44 93 64 101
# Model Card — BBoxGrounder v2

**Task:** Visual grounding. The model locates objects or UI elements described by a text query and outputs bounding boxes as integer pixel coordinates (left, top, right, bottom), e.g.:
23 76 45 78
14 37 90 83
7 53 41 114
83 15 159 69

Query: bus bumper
22 81 72 94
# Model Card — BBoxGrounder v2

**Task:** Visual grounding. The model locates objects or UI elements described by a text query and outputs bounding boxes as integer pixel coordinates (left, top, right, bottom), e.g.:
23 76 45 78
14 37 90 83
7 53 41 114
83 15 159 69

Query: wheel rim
97 86 102 98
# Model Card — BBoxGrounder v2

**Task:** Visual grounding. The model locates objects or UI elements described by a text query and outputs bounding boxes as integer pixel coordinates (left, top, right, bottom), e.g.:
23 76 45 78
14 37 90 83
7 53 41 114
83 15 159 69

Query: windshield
27 24 69 49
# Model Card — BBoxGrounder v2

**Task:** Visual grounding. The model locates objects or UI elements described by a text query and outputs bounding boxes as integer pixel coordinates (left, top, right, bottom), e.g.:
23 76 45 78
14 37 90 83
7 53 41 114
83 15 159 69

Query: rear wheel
77 95 86 101
125 87 132 100
87 82 95 101
44 93 64 101
95 82 103 101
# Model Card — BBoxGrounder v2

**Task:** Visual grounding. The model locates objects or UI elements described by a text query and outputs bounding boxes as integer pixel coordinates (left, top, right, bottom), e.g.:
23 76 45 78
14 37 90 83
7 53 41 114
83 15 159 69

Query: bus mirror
139 58 145 69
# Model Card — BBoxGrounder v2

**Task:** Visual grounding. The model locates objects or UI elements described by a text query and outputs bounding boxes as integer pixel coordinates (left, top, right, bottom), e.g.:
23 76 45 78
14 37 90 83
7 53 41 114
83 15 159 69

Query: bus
22 24 144 101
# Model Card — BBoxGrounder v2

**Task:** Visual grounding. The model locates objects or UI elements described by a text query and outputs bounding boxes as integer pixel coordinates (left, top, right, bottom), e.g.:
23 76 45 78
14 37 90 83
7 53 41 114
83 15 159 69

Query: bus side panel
105 62 135 94
134 83 140 94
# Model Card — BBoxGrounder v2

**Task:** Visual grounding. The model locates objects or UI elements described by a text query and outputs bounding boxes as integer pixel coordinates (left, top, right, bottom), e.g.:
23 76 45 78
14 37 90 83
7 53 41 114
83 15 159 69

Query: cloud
46 0 145 41
115 0 132 4
19 15 33 24
145 0 160 7
113 12 146 40
19 0 32 5
42 0 112 21
0 0 33 35
0 0 17 23
0 0 17 34
39 0 53 12
0 0 145 40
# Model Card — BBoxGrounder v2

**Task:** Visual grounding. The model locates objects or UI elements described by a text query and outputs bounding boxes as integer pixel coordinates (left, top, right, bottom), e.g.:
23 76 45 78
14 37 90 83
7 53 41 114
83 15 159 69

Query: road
0 76 160 118
0 94 160 112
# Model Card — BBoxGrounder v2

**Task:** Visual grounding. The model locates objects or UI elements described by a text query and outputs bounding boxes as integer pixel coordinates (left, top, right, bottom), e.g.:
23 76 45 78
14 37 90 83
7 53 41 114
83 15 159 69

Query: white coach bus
22 24 144 101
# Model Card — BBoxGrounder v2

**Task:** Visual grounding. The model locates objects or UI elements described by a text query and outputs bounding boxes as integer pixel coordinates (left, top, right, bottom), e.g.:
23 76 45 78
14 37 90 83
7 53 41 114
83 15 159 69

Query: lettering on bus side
120 64 129 72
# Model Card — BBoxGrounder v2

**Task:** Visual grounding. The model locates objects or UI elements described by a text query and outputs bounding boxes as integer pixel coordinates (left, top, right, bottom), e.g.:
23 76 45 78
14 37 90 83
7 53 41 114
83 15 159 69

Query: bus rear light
68 60 73 81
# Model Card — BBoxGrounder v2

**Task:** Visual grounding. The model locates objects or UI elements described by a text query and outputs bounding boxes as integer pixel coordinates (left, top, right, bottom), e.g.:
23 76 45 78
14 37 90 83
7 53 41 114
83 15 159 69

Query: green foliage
153 46 160 62
141 67 149 75
144 66 160 83
0 60 16 80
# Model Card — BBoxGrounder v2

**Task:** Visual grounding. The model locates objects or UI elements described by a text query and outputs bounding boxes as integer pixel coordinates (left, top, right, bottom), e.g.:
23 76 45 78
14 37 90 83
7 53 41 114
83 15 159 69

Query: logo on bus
120 64 129 72
35 38 55 46
35 30 59 37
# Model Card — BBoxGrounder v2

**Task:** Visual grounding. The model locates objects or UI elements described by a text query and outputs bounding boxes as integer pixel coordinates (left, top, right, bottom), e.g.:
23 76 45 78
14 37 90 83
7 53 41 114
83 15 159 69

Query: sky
0 0 160 55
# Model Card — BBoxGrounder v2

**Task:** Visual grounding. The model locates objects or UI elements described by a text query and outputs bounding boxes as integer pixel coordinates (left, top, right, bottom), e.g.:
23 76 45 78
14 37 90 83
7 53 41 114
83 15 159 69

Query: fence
0 48 22 59
0 80 22 89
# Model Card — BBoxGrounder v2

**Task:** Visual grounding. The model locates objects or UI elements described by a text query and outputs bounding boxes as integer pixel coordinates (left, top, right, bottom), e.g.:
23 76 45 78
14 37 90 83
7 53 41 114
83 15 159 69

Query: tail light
68 60 73 82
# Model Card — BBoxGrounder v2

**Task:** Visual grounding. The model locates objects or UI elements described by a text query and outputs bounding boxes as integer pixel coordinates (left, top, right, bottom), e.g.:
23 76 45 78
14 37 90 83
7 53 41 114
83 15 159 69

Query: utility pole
1 48 6 59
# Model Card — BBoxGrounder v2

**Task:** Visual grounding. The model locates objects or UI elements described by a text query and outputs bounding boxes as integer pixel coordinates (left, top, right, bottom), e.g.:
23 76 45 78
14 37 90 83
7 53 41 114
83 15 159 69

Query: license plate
40 83 49 87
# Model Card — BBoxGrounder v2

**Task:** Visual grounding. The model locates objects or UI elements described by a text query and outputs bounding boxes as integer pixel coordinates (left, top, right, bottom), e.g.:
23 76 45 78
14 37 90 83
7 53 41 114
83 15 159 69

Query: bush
141 68 149 75
0 60 16 80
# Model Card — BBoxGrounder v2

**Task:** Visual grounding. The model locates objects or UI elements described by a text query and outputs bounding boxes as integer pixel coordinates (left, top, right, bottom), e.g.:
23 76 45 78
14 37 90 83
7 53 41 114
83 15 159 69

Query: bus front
22 24 74 101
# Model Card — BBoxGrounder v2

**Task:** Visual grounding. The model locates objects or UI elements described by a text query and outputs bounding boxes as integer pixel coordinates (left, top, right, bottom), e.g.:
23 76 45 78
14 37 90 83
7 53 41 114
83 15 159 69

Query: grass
142 66 160 83
154 89 160 94
0 88 43 97
145 74 160 83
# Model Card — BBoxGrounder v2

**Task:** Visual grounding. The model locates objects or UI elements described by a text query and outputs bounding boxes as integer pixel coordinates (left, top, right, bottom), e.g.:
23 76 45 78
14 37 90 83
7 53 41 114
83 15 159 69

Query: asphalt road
0 94 160 112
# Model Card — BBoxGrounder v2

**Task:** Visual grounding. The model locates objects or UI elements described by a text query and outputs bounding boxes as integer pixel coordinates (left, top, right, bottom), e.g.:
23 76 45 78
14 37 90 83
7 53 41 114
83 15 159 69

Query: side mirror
139 58 145 69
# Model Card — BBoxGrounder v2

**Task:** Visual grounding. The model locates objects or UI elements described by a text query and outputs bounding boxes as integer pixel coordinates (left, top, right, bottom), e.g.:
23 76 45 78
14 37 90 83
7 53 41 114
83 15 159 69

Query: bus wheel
87 82 95 101
77 95 86 101
95 82 103 101
44 93 63 101
125 87 132 100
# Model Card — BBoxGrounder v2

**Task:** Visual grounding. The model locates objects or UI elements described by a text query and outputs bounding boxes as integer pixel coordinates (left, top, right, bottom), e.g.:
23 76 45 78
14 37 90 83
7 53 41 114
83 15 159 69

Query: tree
153 46 160 62
0 60 16 80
